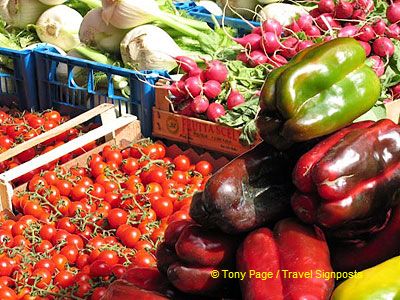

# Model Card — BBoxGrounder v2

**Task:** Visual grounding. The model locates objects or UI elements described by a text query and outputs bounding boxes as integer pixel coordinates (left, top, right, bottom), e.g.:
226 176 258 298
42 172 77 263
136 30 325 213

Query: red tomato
195 161 213 176
35 259 56 274
56 179 72 197
150 197 173 219
0 286 17 300
134 240 153 252
0 230 13 247
43 110 61 123
39 224 56 241
107 208 128 229
122 157 139 175
30 268 52 288
65 234 84 249
91 287 107 300
103 149 123 166
173 155 191 171
90 260 111 277
0 257 13 277
76 254 90 269
75 281 92 298
54 270 75 288
97 250 119 266
131 250 156 267
111 264 126 278
0 276 13 288
119 226 141 248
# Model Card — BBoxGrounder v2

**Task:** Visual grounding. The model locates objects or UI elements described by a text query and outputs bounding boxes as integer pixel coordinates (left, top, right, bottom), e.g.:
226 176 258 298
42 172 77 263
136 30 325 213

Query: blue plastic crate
0 47 38 110
34 46 169 137
187 3 261 36
174 1 198 11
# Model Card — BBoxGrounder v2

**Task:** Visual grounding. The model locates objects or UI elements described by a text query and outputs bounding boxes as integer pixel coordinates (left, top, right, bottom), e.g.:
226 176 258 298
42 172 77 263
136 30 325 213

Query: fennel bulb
197 1 223 16
0 0 49 28
79 8 128 54
120 25 184 71
36 5 83 51
101 0 160 29
38 0 66 4
56 49 89 86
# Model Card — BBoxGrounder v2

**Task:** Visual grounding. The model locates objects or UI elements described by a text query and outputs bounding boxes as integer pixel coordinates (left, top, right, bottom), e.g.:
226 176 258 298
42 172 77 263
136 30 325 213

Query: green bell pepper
257 37 381 149
332 255 400 299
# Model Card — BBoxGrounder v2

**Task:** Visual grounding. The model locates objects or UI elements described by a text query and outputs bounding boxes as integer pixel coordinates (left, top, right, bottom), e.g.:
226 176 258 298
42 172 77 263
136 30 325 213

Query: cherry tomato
35 259 56 274
54 270 75 288
75 281 92 298
0 276 13 288
107 208 128 229
97 250 119 266
150 197 173 219
195 161 213 176
131 250 156 267
103 149 123 166
173 155 191 171
119 226 141 248
0 231 13 247
0 286 17 300
56 180 72 197
121 157 139 175
30 268 52 288
90 260 111 277
111 264 126 278
43 110 61 123
91 287 107 300
76 254 90 269
0 257 13 276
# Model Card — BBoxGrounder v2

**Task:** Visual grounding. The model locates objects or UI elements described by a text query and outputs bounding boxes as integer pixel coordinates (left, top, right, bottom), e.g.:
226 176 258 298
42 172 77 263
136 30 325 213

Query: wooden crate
0 104 141 211
152 84 261 156
0 104 230 212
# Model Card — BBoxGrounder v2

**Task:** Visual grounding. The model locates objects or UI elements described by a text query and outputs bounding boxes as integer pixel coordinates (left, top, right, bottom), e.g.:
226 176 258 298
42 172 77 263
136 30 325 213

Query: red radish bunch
167 57 234 122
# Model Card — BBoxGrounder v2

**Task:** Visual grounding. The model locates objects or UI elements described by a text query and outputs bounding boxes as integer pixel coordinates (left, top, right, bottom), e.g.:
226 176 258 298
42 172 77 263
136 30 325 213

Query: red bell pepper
237 218 334 300
291 119 400 229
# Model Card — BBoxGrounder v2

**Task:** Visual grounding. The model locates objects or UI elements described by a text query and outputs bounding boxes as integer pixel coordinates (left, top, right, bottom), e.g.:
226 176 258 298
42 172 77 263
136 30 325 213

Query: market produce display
0 140 214 299
0 0 400 299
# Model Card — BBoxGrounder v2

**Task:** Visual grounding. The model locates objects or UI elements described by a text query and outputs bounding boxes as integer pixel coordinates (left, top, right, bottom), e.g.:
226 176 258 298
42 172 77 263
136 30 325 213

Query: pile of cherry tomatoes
0 140 213 300
0 108 97 185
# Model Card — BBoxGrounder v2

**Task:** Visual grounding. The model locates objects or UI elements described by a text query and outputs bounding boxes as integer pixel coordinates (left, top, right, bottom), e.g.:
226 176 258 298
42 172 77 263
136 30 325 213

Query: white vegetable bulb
0 0 49 28
79 8 127 54
101 0 161 29
216 0 258 20
259 3 309 26
120 25 184 71
38 0 67 4
36 5 83 51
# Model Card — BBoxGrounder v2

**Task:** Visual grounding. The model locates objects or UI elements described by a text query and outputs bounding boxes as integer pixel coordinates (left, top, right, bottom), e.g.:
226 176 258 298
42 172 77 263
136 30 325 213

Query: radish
169 81 187 98
252 27 262 35
206 103 226 122
249 50 269 67
281 37 299 58
203 80 222 99
185 76 203 98
262 19 283 36
178 101 195 117
338 25 358 37
315 13 341 31
297 40 314 51
357 25 375 42
191 95 209 114
391 84 400 98
297 14 314 31
368 56 385 77
372 37 395 57
356 0 374 13
386 24 400 39
324 36 334 42
358 40 371 56
234 34 262 50
334 0 354 19
204 60 228 83
309 8 321 18
304 26 321 37
268 54 288 68
318 0 335 13
387 3 400 24
175 56 198 74
227 90 245 110
236 52 249 64
261 32 281 54
189 67 203 78
351 9 366 21
286 21 302 34
372 19 386 36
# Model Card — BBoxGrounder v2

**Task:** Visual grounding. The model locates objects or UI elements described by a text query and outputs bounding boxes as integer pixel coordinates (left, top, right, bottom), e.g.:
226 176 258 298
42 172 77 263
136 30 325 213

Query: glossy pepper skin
291 119 400 229
190 142 294 234
236 218 334 300
257 37 380 149
157 221 240 297
331 255 400 300
331 206 400 272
